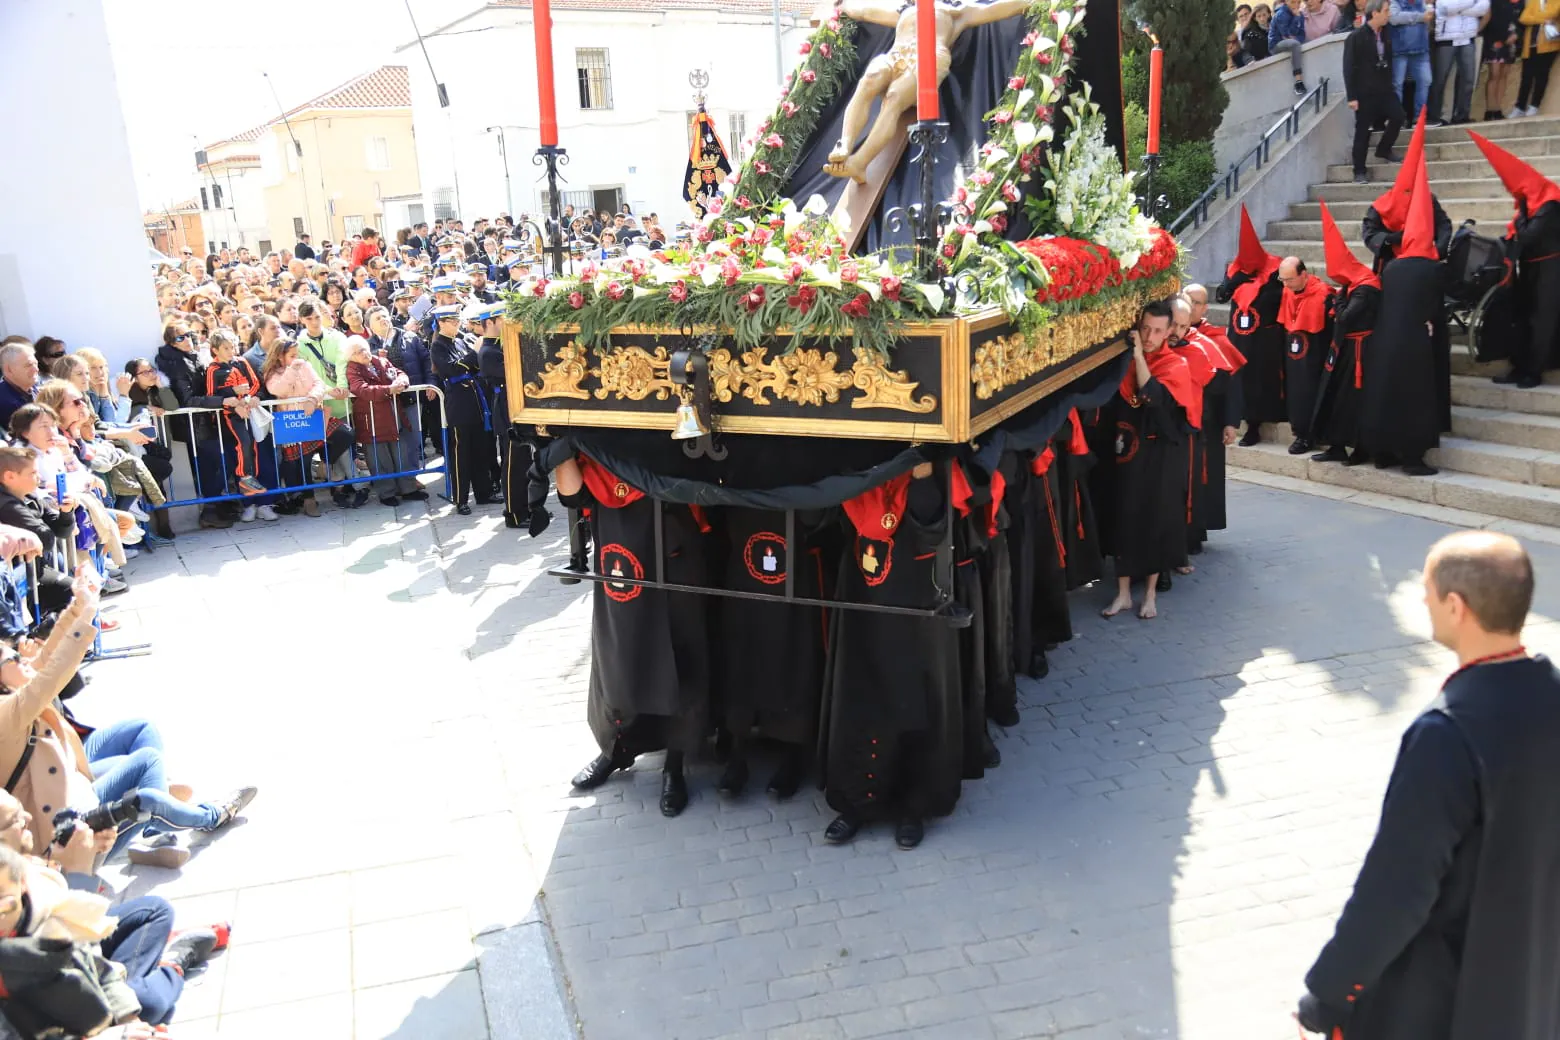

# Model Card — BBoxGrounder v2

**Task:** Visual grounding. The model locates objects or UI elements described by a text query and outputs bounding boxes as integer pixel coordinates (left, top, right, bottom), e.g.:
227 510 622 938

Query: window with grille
342 215 366 238
576 49 613 110
200 188 209 211
293 217 305 238
213 183 223 208
728 113 747 164
365 136 390 170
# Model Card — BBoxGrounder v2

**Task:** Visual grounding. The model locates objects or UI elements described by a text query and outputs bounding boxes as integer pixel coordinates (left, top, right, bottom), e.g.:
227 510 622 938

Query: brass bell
671 399 709 440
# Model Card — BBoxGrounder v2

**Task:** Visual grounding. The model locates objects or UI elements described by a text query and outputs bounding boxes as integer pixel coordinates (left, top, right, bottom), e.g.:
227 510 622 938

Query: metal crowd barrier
151 384 450 510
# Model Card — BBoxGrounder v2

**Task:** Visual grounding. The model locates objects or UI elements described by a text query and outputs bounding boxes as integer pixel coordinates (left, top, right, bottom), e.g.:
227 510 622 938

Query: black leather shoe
1238 429 1261 447
1401 460 1439 476
1344 450 1371 467
660 770 689 817
824 814 860 843
1516 373 1543 389
1287 437 1312 455
1156 573 1172 594
895 815 925 849
982 734 1001 770
1493 369 1524 385
766 756 805 800
1310 446 1349 463
457 503 472 516
717 759 748 797
571 751 630 790
504 514 523 529
989 703 1021 727
1373 452 1399 470
1028 650 1049 680
403 489 429 502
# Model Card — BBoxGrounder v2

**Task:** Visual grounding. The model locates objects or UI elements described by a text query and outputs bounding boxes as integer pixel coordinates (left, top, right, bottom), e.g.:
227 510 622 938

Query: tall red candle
916 0 938 121
1146 43 1163 155
534 0 559 147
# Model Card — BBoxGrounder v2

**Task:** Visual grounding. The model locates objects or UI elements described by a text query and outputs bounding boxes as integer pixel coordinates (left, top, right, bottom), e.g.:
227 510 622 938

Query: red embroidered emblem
856 536 893 587
599 543 645 602
743 531 787 585
1114 421 1139 464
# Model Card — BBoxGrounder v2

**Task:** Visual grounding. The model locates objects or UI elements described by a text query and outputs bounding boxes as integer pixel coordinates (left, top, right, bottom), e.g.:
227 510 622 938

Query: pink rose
992 110 1013 124
580 261 597 281
757 120 770 135
751 227 773 247
737 195 753 209
755 161 772 174
943 243 956 258
722 257 741 287
669 280 689 303
1001 182 1020 202
696 224 713 243
879 275 902 301
840 292 871 318
820 42 832 57
706 196 724 216
1036 105 1053 122
782 101 798 117
787 261 805 283
568 291 585 309
799 41 812 54
989 214 1008 234
742 285 767 311
1038 51 1054 65
954 186 968 204
801 69 817 83
827 14 839 30
972 169 994 187
1008 76 1026 91
840 261 859 284
763 133 784 148
1021 31 1038 46
604 281 625 301
533 278 549 297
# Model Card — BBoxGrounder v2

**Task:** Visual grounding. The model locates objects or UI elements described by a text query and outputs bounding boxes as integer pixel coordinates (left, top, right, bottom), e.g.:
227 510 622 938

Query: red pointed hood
1398 153 1440 262
1226 205 1281 280
1468 129 1560 218
1373 109 1427 231
1320 200 1380 291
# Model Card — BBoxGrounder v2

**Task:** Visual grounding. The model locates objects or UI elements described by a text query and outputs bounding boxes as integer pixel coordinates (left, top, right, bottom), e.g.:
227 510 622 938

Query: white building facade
401 0 814 228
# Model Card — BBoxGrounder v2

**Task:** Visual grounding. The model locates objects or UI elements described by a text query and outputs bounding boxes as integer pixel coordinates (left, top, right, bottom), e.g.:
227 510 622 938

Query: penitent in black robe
1197 368 1241 534
818 471 963 822
1509 201 1560 379
1362 198 1453 275
1217 272 1286 428
1305 655 1560 1040
711 506 827 749
1106 381 1191 581
559 460 710 758
1362 258 1441 463
1311 284 1381 452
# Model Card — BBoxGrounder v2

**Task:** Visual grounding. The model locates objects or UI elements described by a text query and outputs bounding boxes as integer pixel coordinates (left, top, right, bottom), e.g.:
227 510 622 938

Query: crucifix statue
824 0 1029 184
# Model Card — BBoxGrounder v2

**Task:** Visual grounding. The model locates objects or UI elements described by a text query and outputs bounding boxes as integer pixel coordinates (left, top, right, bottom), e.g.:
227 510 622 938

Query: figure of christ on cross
824 0 1030 183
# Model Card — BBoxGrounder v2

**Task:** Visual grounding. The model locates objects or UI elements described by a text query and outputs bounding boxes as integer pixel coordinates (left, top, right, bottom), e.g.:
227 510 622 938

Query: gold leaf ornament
593 346 676 401
779 349 853 406
523 340 592 401
850 357 937 413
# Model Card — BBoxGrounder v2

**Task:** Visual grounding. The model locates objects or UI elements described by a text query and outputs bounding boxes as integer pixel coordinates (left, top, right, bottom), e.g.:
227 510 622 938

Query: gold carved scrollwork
523 341 592 401
849 357 937 414
593 345 676 401
779 349 854 406
971 294 1150 399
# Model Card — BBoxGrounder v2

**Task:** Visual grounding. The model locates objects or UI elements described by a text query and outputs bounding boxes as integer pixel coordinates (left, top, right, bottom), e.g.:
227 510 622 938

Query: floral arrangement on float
503 0 1181 360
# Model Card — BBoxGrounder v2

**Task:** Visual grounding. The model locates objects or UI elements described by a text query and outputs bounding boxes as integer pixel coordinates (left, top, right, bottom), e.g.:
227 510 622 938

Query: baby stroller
1443 220 1518 362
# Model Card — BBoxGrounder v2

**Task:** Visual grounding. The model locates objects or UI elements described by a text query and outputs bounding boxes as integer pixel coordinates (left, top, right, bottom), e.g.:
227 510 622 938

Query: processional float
502 0 1179 621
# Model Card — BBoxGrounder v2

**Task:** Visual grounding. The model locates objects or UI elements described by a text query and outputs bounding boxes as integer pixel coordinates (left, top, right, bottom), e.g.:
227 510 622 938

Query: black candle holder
532 144 570 277
908 119 951 282
1141 151 1161 222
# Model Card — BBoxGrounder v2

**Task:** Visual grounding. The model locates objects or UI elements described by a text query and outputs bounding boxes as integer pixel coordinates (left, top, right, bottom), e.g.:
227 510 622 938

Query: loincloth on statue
887 42 952 79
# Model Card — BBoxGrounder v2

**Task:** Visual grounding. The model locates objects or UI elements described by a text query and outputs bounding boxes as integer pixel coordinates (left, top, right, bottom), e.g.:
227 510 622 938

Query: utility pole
773 0 784 85
264 71 313 239
487 126 514 218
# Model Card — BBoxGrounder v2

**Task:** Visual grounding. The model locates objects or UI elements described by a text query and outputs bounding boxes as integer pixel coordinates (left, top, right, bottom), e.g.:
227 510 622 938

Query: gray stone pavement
79 475 1560 1038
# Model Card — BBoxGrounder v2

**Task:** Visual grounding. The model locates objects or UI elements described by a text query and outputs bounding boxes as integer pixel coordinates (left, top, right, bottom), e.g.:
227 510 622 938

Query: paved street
81 474 1560 1039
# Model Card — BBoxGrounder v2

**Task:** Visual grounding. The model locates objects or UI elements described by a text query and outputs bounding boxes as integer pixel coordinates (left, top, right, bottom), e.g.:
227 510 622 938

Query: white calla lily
1012 122 1038 148
803 193 828 215
699 264 722 287
761 246 788 266
916 282 945 314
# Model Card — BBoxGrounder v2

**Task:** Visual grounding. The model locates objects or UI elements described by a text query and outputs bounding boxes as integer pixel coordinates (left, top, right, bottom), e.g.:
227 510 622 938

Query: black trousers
447 421 498 505
498 433 532 522
1353 91 1404 173
1518 51 1557 109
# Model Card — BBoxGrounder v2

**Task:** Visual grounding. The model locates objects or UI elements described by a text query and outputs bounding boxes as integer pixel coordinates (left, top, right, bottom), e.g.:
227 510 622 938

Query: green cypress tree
1121 0 1230 146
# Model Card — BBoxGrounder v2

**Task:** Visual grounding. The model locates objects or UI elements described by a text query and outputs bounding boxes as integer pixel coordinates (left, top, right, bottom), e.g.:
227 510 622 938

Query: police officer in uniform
420 278 464 340
471 301 532 529
467 263 500 304
428 304 498 515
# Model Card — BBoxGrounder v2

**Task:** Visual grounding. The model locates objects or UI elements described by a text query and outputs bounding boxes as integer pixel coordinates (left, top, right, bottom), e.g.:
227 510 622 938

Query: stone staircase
1204 115 1560 528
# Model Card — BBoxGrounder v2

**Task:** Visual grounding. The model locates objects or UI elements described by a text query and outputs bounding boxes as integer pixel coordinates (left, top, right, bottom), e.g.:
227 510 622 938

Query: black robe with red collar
1217 269 1286 428
559 456 711 756
817 469 963 822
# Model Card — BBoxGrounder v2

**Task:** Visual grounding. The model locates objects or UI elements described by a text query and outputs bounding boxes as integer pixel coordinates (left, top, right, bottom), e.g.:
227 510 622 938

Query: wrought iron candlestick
908 120 950 281
533 144 570 277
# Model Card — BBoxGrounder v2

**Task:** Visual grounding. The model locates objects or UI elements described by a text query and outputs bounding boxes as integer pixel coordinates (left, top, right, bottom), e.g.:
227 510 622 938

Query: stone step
1286 198 1513 223
1427 436 1560 488
1425 135 1560 162
1325 153 1560 184
1312 176 1514 202
1260 240 1344 266
1449 373 1560 416
1450 403 1560 451
1373 114 1560 144
1229 439 1560 525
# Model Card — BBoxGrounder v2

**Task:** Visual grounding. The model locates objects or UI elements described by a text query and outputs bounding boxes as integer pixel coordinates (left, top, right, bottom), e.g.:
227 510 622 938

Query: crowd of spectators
1234 0 1551 126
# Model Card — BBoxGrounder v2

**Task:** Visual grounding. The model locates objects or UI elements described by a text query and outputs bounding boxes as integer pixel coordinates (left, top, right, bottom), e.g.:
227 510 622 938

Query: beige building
200 66 421 254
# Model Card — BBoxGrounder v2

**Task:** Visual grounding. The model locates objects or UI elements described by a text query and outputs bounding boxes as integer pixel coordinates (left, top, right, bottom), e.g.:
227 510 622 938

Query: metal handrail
1168 78 1332 235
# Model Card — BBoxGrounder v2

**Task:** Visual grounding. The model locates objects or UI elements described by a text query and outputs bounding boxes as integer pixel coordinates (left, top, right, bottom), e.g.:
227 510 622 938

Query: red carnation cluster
1016 237 1120 304
1126 227 1179 282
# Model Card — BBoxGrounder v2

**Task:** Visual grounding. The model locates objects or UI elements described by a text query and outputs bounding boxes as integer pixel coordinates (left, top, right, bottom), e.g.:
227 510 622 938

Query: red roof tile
206 66 410 150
